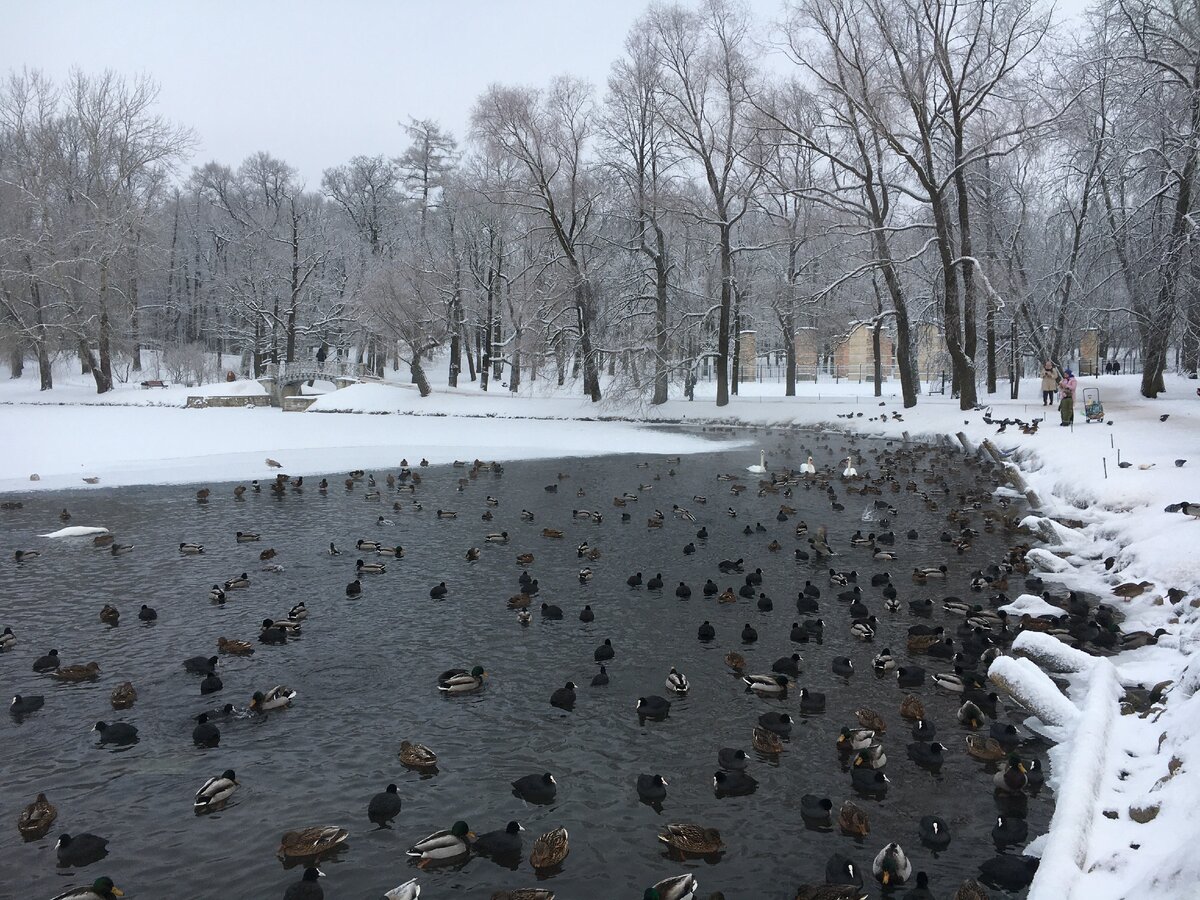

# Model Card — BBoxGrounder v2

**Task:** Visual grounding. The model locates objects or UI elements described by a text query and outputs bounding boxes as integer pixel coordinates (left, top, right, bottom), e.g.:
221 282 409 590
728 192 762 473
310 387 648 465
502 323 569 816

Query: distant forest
2 0 1198 407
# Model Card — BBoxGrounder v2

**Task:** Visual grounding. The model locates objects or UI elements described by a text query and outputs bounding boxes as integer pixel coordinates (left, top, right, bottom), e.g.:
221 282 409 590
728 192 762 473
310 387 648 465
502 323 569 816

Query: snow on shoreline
1 369 1199 895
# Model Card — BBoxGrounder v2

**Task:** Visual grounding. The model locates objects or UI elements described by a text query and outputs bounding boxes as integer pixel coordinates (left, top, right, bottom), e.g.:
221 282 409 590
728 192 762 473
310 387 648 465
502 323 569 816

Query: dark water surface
0 434 1052 898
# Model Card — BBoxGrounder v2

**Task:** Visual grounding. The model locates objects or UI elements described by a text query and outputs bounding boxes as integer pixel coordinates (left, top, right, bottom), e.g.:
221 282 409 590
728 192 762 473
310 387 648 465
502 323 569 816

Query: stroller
1083 387 1104 423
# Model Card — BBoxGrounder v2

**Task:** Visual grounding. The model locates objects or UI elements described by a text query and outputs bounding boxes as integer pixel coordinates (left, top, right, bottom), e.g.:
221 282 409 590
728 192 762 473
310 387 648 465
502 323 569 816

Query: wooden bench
140 380 169 389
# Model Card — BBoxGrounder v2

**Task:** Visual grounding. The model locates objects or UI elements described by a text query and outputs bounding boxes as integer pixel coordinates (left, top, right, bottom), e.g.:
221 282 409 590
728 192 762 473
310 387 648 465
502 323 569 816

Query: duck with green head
50 877 124 899
406 819 472 867
438 666 486 694
643 873 698 900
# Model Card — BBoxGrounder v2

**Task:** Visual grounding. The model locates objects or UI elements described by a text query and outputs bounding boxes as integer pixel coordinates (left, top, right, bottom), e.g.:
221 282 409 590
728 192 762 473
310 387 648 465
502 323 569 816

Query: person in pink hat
1058 367 1077 426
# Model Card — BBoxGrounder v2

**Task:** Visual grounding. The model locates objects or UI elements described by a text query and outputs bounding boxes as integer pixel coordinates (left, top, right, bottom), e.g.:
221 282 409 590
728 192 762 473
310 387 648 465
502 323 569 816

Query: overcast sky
3 0 1089 186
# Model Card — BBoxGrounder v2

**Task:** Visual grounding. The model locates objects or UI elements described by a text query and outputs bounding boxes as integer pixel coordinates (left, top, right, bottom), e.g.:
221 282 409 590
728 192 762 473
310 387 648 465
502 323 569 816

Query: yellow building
832 322 894 378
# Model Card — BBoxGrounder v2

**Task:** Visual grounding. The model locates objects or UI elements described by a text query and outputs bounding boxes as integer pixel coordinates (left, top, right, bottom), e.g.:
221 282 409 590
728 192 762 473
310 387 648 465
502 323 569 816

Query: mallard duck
99 605 119 625
179 542 205 554
208 585 226 603
194 769 238 812
377 544 404 557
794 886 868 900
952 878 990 900
236 531 261 543
647 873 699 900
224 572 250 589
994 755 1027 793
507 594 531 609
965 734 1006 762
382 879 421 900
743 673 788 695
51 661 101 682
530 826 569 869
873 842 912 886
872 650 896 672
725 651 746 672
838 800 870 837
855 707 886 733
1113 580 1153 598
899 695 926 720
838 728 876 752
542 528 564 539
18 792 57 839
278 825 348 860
109 682 137 709
958 700 986 729
217 636 254 657
486 531 510 544
14 549 41 562
666 667 690 693
855 743 887 769
250 686 296 711
399 740 438 769
934 671 966 692
49 877 124 899
752 725 784 754
438 666 486 693
356 559 386 574
658 823 722 856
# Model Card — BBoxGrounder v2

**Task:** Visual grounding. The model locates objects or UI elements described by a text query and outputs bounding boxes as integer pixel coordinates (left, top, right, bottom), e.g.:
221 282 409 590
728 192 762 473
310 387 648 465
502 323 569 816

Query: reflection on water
0 434 1051 897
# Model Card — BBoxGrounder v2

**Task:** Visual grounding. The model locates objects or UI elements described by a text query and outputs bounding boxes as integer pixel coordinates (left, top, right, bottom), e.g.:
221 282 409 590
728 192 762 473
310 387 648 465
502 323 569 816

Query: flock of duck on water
6 437 1159 900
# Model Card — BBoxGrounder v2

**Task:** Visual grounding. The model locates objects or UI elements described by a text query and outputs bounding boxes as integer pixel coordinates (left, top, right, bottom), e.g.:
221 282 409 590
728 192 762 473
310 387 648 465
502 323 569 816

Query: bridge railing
262 360 361 383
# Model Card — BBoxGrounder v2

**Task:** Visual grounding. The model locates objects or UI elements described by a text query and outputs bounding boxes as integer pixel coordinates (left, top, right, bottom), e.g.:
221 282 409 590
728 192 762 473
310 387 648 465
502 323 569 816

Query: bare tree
471 77 604 401
644 0 763 407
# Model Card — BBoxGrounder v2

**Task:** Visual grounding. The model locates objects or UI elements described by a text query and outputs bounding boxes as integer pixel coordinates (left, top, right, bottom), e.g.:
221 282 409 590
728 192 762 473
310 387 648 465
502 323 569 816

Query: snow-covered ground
2 363 1199 896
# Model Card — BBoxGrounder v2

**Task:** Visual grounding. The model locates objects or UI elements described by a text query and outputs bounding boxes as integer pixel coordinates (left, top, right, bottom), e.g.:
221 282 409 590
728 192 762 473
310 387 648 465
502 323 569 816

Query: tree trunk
510 337 522 393
129 227 142 372
410 358 432 397
80 339 108 393
576 277 602 402
652 229 669 405
462 323 476 382
1183 263 1200 376
95 260 114 393
872 321 883 397
1009 318 1020 400
715 224 732 407
932 195 977 408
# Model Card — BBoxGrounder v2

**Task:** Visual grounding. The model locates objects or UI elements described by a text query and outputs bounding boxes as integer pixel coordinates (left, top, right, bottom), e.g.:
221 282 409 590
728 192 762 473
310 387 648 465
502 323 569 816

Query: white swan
842 457 858 478
799 456 816 475
747 450 768 475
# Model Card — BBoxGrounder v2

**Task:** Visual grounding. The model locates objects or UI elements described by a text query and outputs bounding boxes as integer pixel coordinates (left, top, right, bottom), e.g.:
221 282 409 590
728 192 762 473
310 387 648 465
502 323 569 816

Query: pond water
1 432 1053 898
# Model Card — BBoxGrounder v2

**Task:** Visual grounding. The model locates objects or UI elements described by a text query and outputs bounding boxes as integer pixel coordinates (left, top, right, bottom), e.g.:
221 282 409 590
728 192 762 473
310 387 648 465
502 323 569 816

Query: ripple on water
0 437 1052 896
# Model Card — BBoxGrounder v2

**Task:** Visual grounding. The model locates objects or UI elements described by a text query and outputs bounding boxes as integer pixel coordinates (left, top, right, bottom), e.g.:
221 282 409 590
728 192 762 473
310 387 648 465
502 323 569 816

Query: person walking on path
1059 368 1078 426
1040 361 1061 406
